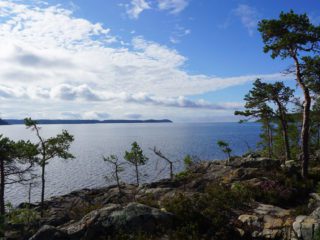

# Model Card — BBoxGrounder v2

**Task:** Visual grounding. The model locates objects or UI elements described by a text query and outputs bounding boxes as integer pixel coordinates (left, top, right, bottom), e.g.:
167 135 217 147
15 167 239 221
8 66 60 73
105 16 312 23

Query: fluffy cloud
0 1 291 121
125 0 151 19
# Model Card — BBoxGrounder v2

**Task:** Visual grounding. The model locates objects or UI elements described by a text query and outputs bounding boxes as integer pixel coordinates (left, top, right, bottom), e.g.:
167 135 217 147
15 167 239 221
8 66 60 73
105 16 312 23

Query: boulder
238 203 293 239
29 225 68 240
292 215 320 240
230 157 281 169
281 160 300 173
60 202 175 239
308 193 320 211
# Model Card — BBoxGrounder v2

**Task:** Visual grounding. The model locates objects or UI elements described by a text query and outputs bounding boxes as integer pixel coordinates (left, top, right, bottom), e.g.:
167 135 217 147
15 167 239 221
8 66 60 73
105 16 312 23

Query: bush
137 193 159 208
183 155 193 168
5 203 40 237
239 173 314 207
6 203 39 226
68 202 103 220
162 184 250 239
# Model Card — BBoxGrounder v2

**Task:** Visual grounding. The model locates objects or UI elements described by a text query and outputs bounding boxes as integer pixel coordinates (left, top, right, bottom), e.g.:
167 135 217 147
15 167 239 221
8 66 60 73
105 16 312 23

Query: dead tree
151 147 174 180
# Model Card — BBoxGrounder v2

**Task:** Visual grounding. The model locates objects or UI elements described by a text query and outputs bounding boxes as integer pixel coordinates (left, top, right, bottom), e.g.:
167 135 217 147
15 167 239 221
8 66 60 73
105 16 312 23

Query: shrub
239 174 314 207
162 184 249 239
183 155 193 168
6 203 39 226
68 202 103 220
137 193 159 208
5 203 40 237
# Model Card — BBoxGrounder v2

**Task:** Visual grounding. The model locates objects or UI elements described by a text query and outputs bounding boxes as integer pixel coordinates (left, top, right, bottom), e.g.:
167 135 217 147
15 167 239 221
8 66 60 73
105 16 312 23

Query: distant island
1 119 172 125
0 119 9 125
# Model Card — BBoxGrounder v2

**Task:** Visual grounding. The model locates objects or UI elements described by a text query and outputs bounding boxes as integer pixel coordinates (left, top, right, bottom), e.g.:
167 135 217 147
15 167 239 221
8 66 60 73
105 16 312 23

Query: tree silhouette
124 142 148 185
24 118 74 216
103 155 125 193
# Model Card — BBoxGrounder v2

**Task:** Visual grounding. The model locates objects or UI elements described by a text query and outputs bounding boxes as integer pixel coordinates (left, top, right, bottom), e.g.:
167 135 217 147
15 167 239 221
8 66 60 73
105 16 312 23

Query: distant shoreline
0 119 173 125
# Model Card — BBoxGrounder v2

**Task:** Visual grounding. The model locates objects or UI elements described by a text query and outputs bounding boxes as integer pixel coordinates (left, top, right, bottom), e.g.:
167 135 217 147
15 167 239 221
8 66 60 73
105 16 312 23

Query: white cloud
233 4 259 36
170 24 191 44
125 0 151 19
157 0 189 14
122 0 189 19
0 1 292 121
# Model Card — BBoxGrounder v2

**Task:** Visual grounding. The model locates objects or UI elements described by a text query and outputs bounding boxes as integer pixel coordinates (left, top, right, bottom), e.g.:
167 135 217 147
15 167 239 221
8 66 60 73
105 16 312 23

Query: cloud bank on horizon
0 0 293 121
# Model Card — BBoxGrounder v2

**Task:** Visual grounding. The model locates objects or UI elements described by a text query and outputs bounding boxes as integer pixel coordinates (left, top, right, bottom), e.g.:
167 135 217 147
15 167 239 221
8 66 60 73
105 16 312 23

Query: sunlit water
0 122 261 205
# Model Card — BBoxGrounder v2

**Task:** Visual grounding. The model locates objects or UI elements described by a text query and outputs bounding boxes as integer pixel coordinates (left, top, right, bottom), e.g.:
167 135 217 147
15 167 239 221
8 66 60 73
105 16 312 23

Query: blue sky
0 0 319 121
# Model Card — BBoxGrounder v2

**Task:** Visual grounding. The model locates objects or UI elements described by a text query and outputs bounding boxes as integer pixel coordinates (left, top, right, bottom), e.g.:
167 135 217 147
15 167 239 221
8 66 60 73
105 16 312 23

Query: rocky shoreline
7 156 320 240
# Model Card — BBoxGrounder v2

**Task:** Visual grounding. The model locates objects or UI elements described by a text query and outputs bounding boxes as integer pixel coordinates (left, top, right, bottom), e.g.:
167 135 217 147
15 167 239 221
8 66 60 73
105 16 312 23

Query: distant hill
0 119 9 125
3 119 172 125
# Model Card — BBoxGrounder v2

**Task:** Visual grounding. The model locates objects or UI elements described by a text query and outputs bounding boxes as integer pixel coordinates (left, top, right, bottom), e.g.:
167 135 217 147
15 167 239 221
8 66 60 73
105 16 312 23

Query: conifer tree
258 11 320 177
24 118 74 216
124 142 148 185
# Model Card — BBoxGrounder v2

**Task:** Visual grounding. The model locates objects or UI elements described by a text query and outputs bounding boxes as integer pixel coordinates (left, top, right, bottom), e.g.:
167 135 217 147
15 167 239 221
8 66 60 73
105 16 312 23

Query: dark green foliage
174 169 193 182
240 174 313 207
311 98 320 150
5 203 40 238
292 203 312 216
68 202 103 221
162 184 250 239
238 79 294 161
258 10 320 59
124 142 148 166
216 140 232 161
25 118 74 166
105 231 158 240
236 103 275 158
183 154 193 168
0 135 38 219
6 203 39 226
301 56 320 94
175 155 201 183
271 119 300 160
137 193 159 208
314 228 320 240
242 79 294 109
124 141 148 185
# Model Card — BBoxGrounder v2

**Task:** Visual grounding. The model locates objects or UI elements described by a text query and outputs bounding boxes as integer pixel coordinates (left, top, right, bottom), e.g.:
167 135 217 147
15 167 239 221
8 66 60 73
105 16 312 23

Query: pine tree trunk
281 118 291 161
317 123 320 148
169 162 173 180
267 122 273 158
0 158 5 216
301 92 311 178
41 163 45 217
135 163 139 185
276 101 291 162
293 55 311 178
115 166 121 193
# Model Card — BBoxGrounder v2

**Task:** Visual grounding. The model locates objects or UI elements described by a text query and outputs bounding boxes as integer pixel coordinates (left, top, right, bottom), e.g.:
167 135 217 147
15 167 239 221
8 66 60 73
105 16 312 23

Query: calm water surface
0 122 261 205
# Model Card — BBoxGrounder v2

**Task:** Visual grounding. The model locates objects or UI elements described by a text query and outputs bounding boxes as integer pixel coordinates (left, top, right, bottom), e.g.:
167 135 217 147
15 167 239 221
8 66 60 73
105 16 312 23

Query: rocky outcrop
7 156 318 240
29 225 68 240
229 157 281 169
237 203 320 240
29 203 174 240
238 203 294 239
